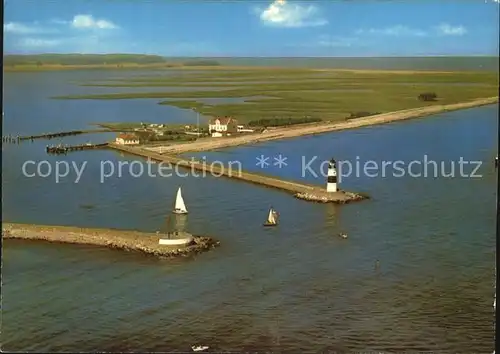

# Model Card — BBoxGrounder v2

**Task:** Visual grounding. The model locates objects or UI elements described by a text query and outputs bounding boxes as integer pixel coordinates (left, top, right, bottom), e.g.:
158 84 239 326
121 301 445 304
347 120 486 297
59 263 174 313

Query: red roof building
115 133 140 145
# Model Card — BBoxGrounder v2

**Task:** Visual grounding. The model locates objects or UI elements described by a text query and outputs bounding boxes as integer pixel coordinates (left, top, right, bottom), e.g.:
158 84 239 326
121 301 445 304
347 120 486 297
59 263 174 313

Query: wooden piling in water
46 143 109 155
21 130 85 141
19 128 120 141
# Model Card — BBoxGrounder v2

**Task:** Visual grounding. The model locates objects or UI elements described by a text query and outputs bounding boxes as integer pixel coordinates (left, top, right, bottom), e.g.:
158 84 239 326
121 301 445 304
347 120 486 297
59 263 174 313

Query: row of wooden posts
2 135 21 143
3 130 86 144
46 143 109 155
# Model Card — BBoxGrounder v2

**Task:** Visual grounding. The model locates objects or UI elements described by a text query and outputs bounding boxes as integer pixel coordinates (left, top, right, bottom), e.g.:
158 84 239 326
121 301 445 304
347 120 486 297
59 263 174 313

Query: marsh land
53 66 498 125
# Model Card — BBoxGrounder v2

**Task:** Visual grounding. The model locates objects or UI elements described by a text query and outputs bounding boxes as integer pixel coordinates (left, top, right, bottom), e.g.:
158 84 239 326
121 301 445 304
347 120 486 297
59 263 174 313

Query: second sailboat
263 206 279 227
173 186 188 214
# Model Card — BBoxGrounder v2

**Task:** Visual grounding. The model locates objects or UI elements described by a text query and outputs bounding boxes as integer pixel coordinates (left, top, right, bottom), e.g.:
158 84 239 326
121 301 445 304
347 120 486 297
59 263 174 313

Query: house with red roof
115 133 140 145
208 116 238 136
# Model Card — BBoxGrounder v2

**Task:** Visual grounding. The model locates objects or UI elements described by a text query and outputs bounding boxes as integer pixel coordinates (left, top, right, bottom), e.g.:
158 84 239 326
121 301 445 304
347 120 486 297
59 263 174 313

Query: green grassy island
52 67 499 124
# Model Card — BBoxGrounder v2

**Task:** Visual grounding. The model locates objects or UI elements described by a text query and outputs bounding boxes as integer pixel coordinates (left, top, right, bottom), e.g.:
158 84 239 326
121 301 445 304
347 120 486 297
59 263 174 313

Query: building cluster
114 116 256 145
147 123 167 136
133 123 168 135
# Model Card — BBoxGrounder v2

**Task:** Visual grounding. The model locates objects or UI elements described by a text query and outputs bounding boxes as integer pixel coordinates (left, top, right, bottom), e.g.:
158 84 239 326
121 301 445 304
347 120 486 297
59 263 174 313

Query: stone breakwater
2 223 220 259
294 190 369 204
110 144 370 204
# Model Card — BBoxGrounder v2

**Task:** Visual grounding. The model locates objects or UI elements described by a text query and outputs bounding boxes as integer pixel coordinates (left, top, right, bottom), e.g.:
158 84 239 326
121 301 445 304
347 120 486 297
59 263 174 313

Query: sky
3 0 500 57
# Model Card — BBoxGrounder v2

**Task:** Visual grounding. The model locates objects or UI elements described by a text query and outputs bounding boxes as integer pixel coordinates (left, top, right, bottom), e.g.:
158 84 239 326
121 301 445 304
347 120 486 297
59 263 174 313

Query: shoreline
4 63 182 72
143 97 498 154
3 64 464 73
2 223 220 259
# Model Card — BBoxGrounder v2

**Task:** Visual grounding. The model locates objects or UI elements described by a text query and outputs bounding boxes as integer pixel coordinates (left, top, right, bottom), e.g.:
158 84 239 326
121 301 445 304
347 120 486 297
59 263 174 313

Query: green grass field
53 68 499 123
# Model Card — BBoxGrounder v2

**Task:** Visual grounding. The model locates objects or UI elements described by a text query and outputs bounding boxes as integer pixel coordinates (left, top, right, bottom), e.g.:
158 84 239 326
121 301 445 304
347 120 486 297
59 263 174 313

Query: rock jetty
109 144 371 205
2 223 220 259
294 190 369 204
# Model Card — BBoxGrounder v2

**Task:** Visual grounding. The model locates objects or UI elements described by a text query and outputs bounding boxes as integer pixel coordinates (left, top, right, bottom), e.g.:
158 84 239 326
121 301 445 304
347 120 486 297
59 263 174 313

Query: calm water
2 70 497 352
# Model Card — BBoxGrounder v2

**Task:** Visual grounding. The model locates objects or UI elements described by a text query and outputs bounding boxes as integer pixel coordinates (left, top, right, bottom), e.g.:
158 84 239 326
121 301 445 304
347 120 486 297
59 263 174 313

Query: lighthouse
326 158 338 193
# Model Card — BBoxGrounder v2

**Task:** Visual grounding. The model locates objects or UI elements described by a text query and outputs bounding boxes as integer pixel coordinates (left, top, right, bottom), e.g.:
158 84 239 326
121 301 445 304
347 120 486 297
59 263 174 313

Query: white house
208 116 238 133
115 133 140 145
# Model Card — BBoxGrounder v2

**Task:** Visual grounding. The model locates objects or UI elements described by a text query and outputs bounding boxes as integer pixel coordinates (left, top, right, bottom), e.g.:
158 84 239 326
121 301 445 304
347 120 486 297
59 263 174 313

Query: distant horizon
5 54 498 72
4 54 500 58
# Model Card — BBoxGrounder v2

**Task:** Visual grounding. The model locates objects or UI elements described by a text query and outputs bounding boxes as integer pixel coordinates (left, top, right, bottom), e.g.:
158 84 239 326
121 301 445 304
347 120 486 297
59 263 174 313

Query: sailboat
263 207 279 227
172 187 188 214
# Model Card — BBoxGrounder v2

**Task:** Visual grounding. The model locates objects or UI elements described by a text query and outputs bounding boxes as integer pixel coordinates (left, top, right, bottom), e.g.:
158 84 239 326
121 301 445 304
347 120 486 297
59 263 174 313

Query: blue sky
4 0 500 56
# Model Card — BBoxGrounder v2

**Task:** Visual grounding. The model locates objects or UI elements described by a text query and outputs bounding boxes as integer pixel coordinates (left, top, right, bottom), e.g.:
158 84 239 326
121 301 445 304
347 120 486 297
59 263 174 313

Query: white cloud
13 34 129 53
258 0 327 28
357 25 427 37
316 35 358 47
71 14 118 30
356 24 468 38
5 14 121 53
5 15 118 36
18 37 62 49
50 19 70 25
4 22 56 34
287 35 363 50
436 23 467 36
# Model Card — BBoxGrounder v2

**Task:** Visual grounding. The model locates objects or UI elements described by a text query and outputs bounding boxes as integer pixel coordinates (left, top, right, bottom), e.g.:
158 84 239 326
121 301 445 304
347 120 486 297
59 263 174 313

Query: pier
46 143 109 155
21 130 96 141
2 223 220 259
19 128 135 141
19 129 113 141
109 143 368 204
2 135 21 144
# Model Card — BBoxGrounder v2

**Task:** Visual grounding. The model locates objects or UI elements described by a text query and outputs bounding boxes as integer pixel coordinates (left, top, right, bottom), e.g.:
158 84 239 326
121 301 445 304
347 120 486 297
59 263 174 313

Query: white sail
174 187 187 213
267 208 277 224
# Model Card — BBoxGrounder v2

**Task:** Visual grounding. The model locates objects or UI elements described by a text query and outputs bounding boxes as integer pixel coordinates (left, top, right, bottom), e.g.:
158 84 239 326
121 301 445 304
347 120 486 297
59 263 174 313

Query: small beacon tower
327 158 338 193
